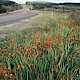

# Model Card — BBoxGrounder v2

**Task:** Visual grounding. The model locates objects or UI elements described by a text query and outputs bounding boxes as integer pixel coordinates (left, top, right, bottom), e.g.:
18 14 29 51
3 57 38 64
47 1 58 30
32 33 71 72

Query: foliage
26 2 80 10
0 11 80 80
0 0 22 13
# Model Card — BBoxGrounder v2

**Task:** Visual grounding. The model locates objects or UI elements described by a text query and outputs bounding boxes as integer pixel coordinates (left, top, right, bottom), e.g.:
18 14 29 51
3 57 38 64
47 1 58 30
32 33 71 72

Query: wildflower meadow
0 11 80 80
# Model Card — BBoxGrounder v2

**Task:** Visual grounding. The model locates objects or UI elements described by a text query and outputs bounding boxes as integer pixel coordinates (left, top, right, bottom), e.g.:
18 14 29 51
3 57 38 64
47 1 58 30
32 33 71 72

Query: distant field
0 8 80 80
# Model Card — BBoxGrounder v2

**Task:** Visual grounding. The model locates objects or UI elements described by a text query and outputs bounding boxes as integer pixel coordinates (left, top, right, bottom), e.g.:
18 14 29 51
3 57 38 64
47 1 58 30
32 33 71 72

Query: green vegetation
0 0 22 14
0 10 80 80
26 1 80 10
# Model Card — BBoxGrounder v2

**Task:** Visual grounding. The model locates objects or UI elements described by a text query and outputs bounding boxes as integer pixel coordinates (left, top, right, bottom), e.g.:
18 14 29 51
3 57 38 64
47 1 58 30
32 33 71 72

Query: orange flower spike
52 68 55 72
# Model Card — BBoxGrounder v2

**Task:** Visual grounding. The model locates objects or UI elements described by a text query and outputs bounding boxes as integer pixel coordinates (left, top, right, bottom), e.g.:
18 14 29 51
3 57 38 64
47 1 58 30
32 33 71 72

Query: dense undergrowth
0 11 80 80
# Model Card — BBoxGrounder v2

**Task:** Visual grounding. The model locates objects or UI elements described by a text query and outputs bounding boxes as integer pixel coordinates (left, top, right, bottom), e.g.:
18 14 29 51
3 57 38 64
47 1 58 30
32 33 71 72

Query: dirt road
0 5 38 26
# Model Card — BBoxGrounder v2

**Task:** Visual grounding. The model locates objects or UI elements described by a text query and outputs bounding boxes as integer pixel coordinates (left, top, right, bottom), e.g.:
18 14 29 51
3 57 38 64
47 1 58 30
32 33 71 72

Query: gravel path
0 5 38 26
0 5 39 38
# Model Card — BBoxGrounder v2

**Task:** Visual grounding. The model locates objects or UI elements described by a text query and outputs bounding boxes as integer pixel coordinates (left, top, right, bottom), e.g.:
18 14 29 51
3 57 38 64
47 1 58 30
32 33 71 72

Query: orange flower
8 42 13 46
11 54 14 58
17 50 21 54
2 47 6 52
60 52 64 56
8 42 16 47
0 68 3 74
59 48 63 51
55 68 58 72
60 76 63 80
11 37 16 42
68 33 74 38
32 45 36 49
35 39 40 45
44 38 54 45
70 77 73 80
74 68 79 71
58 40 63 46
78 49 80 54
28 64 35 67
75 38 80 41
46 26 50 31
41 27 44 31
23 55 27 60
44 39 50 45
60 20 65 25
52 68 55 72
39 74 42 79
25 35 29 39
66 77 69 80
9 74 13 78
42 54 46 58
5 74 8 77
77 26 80 31
8 67 11 72
21 65 24 69
17 65 21 70
54 34 60 39
0 63 3 66
37 32 41 36
50 41 55 45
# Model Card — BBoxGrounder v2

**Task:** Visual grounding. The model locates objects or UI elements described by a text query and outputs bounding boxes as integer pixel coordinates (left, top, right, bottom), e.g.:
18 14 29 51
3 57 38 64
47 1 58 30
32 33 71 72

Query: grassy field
0 11 80 80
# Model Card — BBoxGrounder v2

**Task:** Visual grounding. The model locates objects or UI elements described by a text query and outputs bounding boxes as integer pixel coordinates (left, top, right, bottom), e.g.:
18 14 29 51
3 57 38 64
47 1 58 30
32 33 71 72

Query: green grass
0 11 80 80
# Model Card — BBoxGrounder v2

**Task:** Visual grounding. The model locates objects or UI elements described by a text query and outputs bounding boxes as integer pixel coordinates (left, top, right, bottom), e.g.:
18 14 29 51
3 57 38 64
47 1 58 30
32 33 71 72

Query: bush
0 0 22 14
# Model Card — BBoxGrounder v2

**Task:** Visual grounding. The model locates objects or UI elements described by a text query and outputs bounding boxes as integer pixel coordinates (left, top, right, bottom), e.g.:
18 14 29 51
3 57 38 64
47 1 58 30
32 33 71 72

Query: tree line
0 0 22 13
26 2 80 10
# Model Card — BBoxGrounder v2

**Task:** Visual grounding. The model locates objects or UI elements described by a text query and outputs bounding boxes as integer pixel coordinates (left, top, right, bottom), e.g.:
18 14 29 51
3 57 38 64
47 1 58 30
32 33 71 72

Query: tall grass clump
0 11 80 80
